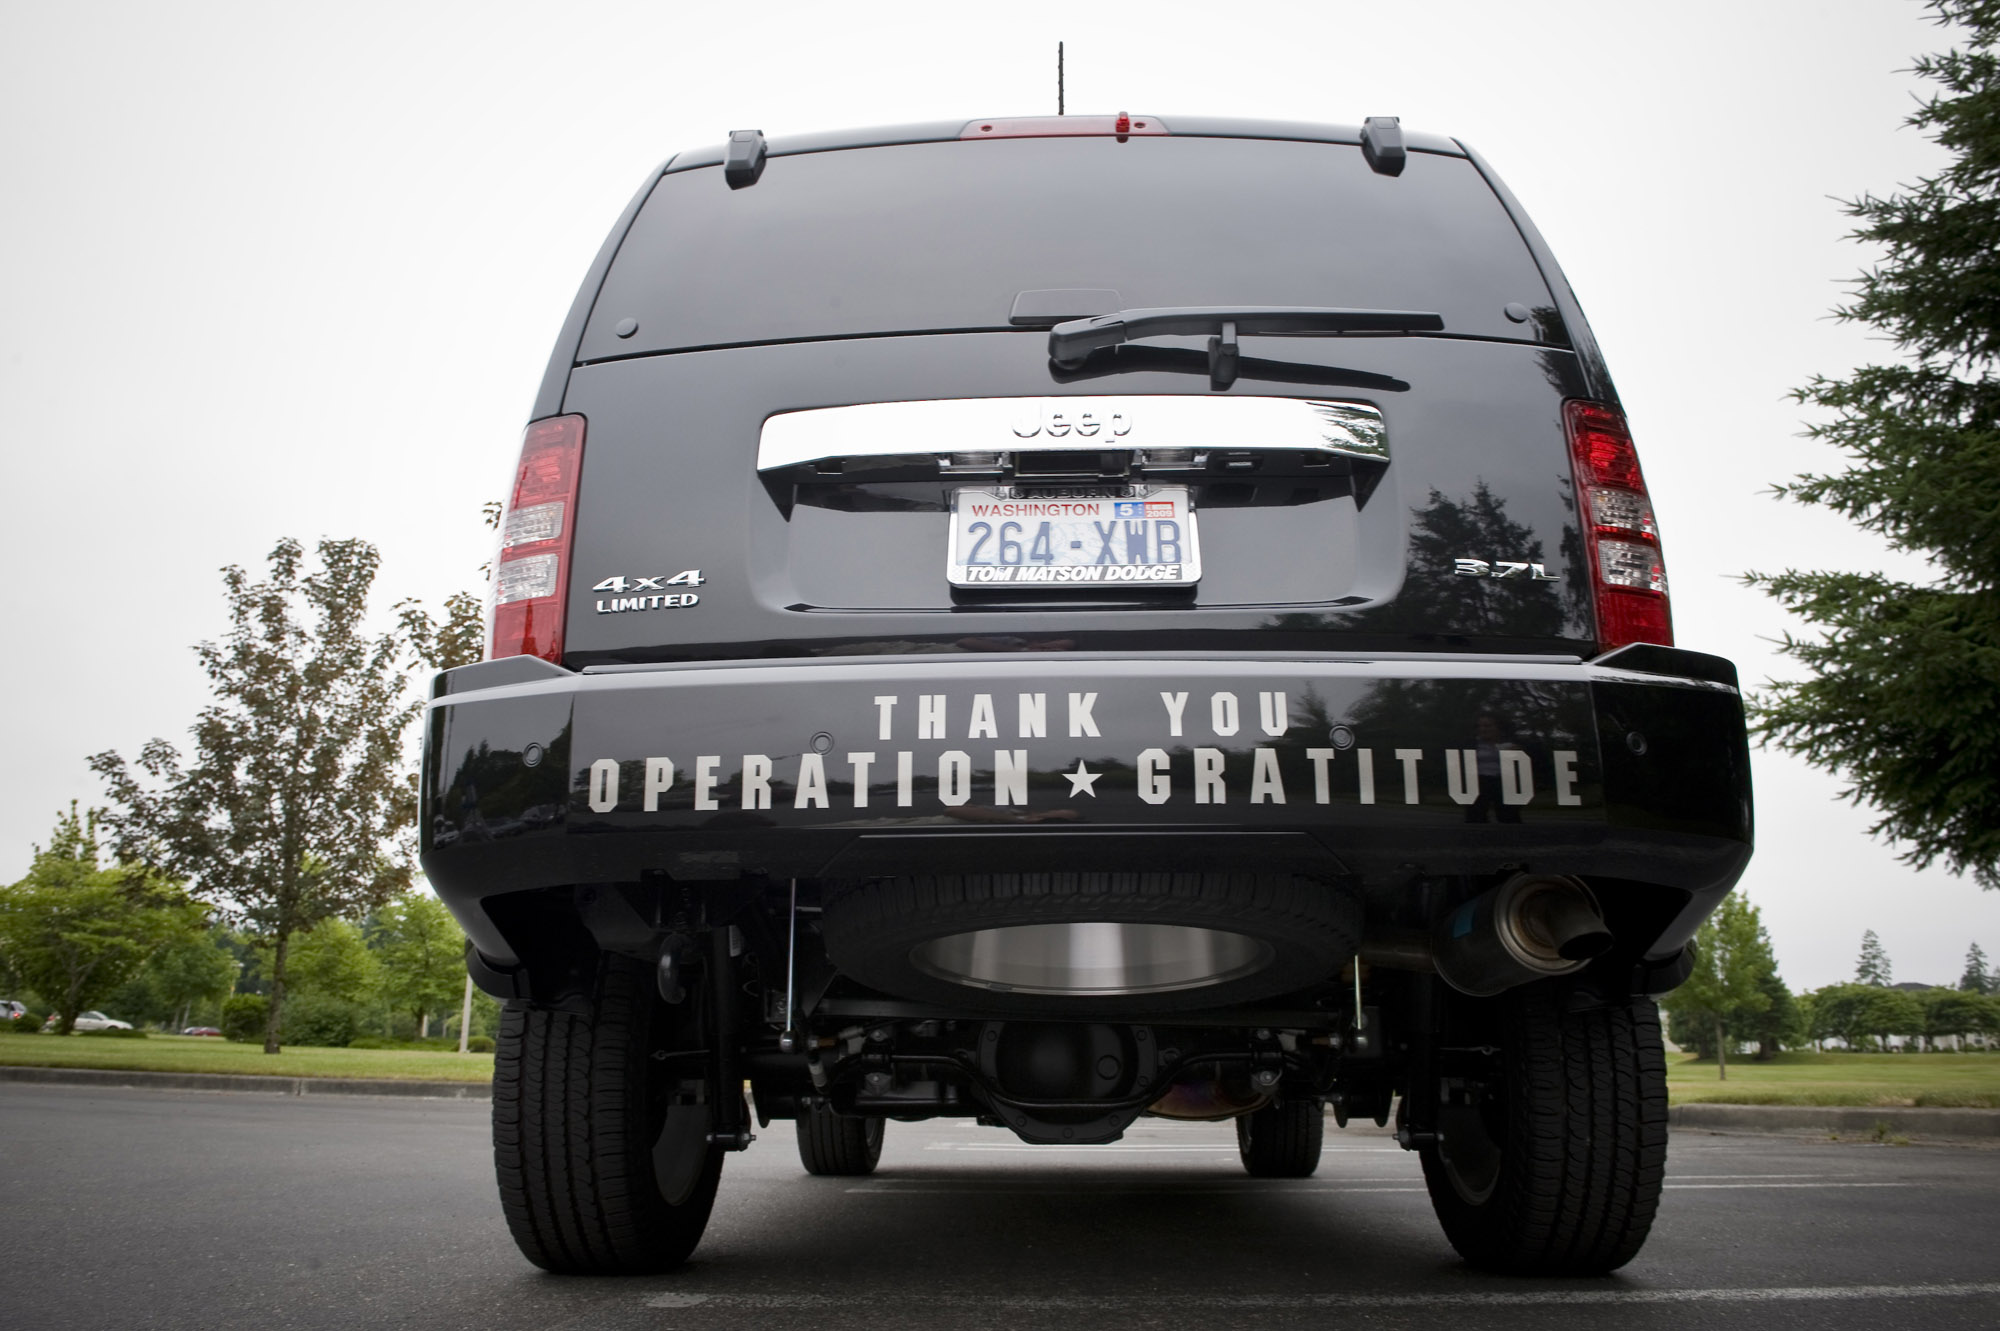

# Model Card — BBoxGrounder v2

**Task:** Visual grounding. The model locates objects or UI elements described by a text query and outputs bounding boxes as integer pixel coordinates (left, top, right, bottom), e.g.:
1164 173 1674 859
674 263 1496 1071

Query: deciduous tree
1662 894 1771 1079
91 538 418 1053
374 894 465 1036
0 806 206 1033
147 928 241 1030
1920 987 1991 1048
286 917 380 1006
1864 987 1926 1050
1748 0 2000 890
399 589 486 674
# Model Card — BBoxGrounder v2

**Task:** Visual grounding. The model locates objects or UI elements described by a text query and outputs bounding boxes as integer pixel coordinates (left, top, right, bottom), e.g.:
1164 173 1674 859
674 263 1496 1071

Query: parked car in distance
2 999 27 1023
49 1011 134 1032
181 1026 222 1037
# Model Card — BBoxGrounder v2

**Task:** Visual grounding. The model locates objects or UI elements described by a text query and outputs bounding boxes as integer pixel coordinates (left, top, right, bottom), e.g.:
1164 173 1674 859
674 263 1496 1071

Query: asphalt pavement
3 1082 1997 1331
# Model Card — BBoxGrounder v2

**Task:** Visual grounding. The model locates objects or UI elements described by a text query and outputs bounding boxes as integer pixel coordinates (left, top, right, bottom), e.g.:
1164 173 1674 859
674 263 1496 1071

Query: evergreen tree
1962 941 1993 993
1856 929 1893 986
1746 967 1803 1061
1747 0 2000 890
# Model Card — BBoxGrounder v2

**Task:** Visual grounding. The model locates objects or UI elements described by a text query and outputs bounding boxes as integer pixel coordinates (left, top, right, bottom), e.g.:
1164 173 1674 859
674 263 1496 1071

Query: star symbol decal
1064 762 1102 798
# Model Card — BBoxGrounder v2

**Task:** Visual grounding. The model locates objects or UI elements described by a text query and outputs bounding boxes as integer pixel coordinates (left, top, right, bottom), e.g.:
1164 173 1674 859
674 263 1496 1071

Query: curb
1670 1102 2000 1139
0 1065 492 1100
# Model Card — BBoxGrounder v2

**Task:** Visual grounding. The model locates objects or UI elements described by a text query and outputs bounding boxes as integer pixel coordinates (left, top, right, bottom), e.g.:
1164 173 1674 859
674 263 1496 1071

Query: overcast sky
3 0 1995 990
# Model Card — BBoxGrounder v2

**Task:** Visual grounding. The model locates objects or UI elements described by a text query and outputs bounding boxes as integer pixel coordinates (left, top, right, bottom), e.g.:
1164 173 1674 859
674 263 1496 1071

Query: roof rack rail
724 129 767 189
1361 116 1405 177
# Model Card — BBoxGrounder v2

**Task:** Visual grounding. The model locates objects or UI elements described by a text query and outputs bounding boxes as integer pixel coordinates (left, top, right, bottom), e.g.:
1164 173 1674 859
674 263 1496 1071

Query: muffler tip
1432 874 1611 996
1557 931 1614 963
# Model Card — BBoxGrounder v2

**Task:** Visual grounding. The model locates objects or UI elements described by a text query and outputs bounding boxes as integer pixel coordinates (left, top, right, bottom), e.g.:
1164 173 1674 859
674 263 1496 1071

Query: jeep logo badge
1011 400 1134 440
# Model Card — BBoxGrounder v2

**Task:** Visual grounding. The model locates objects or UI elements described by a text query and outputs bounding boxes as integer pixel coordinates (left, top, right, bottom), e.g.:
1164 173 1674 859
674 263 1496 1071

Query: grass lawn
0 1033 492 1082
1667 1051 2000 1108
6 1037 1994 1105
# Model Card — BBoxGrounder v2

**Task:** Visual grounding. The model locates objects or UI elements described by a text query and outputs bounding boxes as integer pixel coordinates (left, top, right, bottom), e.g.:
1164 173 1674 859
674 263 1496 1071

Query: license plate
946 488 1201 587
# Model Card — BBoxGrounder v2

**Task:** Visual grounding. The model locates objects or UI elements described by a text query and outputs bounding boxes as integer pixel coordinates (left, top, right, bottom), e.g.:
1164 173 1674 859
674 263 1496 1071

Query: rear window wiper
1047 343 1410 395
1048 306 1445 386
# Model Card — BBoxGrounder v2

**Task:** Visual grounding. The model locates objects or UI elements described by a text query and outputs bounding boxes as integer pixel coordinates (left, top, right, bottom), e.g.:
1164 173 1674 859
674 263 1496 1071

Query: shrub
79 1027 148 1038
466 1035 494 1053
281 995 363 1048
345 1035 464 1052
221 994 268 1043
3 1015 42 1034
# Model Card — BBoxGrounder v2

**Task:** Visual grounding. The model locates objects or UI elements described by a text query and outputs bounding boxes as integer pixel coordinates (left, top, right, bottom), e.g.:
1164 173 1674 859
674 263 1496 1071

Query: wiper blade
1048 305 1445 369
1047 343 1410 394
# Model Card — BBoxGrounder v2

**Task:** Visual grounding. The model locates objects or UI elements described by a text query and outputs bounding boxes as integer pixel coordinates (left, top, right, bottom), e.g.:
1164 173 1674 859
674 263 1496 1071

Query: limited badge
592 571 704 614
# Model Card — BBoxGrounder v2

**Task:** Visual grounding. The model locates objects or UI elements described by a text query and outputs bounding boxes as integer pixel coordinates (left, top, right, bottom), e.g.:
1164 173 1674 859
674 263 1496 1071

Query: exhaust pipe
1430 874 1613 997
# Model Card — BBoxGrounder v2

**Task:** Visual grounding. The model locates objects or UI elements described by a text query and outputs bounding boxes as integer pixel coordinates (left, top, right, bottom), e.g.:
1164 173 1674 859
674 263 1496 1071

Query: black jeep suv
422 114 1752 1277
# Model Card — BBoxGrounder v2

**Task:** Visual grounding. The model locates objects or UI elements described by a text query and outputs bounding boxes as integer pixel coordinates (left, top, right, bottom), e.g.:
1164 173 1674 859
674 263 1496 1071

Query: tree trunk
263 930 290 1055
458 973 473 1054
1716 1017 1727 1080
56 972 88 1035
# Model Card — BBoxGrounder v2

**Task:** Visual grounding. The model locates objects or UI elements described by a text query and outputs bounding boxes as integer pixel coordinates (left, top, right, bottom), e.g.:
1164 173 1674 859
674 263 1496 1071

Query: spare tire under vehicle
821 873 1362 1016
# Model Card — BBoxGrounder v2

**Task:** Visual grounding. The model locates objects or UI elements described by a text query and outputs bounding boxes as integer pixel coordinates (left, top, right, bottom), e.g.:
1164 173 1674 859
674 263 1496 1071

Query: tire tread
491 956 722 1275
1237 1099 1324 1178
1421 991 1667 1275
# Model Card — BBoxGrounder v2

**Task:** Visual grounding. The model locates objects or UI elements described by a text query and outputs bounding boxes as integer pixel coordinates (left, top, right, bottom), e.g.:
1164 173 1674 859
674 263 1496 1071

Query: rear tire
1418 989 1668 1275
492 954 724 1274
1236 1099 1324 1177
796 1105 885 1176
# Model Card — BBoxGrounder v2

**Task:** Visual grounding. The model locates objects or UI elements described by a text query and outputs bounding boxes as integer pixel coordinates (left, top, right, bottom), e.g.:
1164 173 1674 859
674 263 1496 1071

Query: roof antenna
1057 41 1064 116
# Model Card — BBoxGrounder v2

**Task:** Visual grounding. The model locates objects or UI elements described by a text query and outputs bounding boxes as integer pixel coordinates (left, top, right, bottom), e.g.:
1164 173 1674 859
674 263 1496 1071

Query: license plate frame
945 487 1202 588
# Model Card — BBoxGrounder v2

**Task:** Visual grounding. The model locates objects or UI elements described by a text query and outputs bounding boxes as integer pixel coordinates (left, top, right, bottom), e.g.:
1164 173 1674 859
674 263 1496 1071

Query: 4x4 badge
592 570 704 614
1454 558 1559 581
592 572 704 592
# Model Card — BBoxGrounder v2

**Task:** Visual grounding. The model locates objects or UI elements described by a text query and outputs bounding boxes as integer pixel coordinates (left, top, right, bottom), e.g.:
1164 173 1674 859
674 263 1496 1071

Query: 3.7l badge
1453 558 1559 581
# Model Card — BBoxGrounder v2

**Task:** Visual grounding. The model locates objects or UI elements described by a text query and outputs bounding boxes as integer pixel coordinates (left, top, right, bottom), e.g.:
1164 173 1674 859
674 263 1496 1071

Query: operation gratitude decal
578 689 1588 815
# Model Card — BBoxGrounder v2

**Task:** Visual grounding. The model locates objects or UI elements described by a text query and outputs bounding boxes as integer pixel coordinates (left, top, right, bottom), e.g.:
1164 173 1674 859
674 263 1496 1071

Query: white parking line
1663 1182 1915 1191
845 1181 1915 1196
922 1143 1239 1152
847 1184 1419 1194
1667 1173 1845 1180
916 1144 1408 1154
645 1281 2000 1311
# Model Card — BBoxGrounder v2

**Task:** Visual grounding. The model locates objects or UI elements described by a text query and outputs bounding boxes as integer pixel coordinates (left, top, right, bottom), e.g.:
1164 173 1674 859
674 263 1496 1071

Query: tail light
1565 400 1672 650
490 414 585 662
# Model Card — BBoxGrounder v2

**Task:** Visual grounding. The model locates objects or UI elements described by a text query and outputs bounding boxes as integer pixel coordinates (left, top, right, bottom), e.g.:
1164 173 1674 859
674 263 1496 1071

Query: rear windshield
579 135 1556 360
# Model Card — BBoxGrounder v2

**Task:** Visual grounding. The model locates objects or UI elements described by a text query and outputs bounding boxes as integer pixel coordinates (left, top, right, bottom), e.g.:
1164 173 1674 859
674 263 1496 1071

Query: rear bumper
420 645 1752 966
